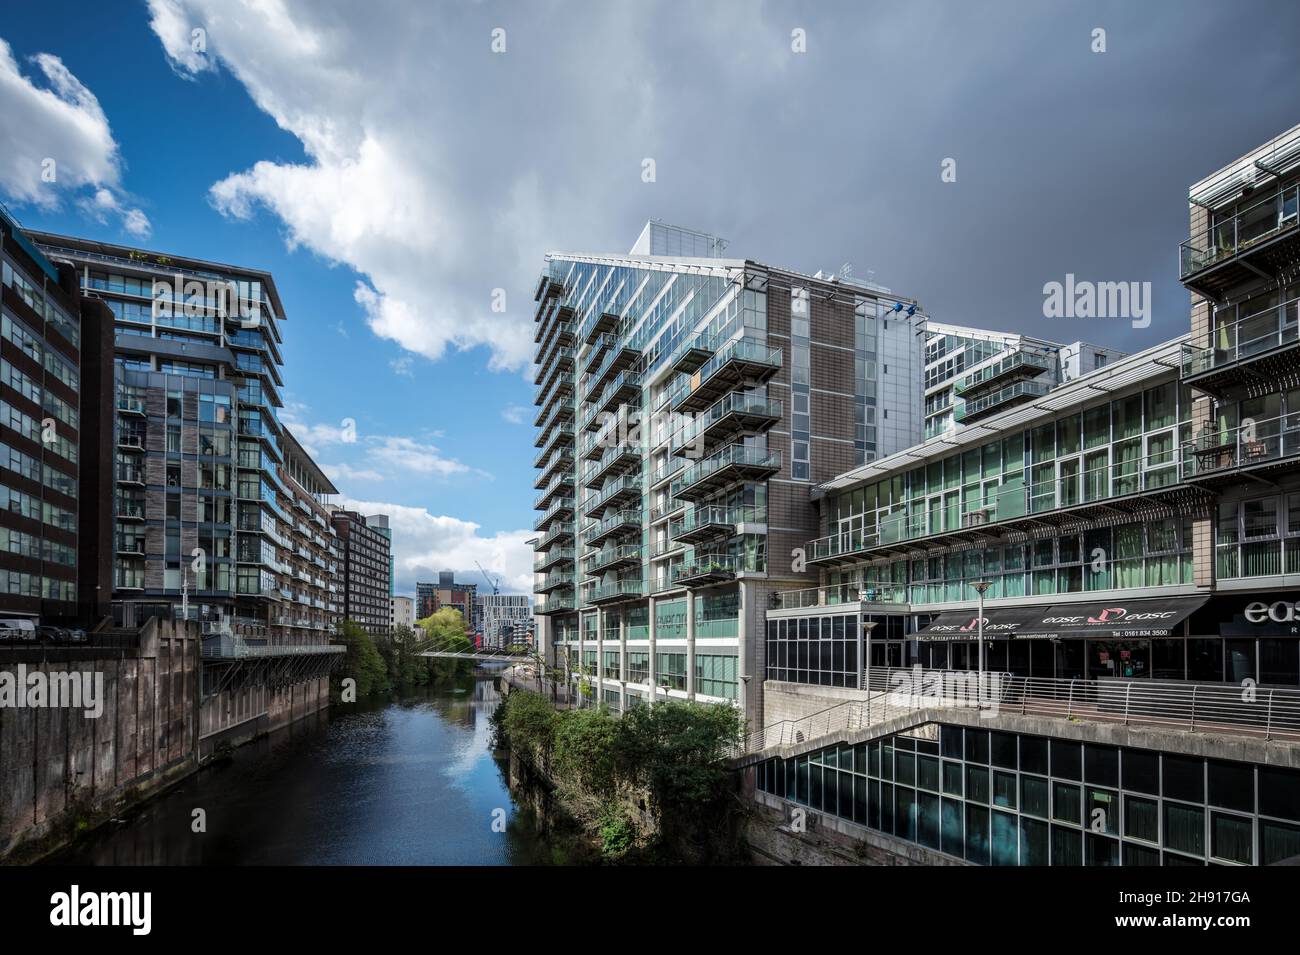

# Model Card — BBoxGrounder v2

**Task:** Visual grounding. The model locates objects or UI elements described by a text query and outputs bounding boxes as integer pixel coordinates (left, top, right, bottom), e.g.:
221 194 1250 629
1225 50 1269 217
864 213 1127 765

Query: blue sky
3 0 1299 597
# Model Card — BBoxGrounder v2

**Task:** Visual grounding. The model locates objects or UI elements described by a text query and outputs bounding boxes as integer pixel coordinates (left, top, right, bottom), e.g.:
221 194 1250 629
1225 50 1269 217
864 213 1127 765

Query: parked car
66 628 88 644
37 625 70 643
0 618 37 642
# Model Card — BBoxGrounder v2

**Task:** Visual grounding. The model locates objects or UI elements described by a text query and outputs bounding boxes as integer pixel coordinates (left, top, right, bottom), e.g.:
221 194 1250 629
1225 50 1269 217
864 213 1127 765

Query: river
44 673 585 866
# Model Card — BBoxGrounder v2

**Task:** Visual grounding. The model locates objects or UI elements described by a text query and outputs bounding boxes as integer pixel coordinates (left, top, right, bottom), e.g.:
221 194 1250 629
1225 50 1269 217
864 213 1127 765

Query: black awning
915 606 1048 641
1016 596 1209 640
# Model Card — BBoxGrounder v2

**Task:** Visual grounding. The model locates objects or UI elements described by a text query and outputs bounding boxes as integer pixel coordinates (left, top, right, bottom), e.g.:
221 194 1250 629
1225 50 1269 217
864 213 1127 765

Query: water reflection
46 676 568 866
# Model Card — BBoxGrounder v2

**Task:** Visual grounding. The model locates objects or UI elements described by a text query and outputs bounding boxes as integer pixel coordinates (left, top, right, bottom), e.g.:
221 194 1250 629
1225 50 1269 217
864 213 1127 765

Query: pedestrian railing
734 668 1300 757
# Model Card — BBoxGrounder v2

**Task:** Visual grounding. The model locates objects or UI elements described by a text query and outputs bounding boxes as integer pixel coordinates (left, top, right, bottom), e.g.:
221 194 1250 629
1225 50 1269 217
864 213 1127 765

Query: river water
45 673 578 866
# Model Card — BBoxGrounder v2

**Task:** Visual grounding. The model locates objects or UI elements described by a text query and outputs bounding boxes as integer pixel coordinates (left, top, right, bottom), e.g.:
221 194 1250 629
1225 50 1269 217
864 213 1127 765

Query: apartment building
419 571 478 632
922 321 1126 439
0 206 114 623
532 220 928 725
331 509 392 638
750 124 1300 868
392 594 414 631
479 592 531 649
30 231 338 640
276 429 342 643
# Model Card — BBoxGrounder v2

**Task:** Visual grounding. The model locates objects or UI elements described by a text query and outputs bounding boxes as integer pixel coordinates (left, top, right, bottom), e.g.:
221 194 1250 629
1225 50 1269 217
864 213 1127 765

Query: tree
334 620 389 698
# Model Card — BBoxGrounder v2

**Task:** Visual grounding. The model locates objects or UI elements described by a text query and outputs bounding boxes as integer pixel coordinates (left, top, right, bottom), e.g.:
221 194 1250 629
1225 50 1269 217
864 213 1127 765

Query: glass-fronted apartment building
30 231 343 647
0 208 113 623
922 321 1125 439
744 124 1300 867
533 221 928 728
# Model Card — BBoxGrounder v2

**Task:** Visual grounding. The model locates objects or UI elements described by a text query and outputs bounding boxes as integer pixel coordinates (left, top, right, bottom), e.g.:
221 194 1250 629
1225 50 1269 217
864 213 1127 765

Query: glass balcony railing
1188 412 1300 477
585 543 642 573
587 579 645 603
953 380 1050 423
1180 294 1300 377
671 337 782 413
803 448 1187 563
675 445 782 497
768 583 908 610
672 393 782 454
1180 182 1300 278
953 349 1052 397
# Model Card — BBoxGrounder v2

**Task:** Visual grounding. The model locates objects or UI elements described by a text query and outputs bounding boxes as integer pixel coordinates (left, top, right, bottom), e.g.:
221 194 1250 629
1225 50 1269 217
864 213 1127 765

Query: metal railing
1188 411 1300 475
768 582 907 609
954 379 1051 422
1180 182 1300 278
953 347 1053 397
1181 293 1300 375
734 667 1300 756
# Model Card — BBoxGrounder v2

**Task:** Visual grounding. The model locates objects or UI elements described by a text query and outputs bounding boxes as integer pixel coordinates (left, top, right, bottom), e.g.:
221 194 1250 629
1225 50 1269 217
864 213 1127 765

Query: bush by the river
495 689 744 862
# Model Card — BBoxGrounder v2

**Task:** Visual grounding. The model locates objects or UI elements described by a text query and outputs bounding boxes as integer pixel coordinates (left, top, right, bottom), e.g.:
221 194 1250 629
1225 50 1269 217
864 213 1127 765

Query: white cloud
389 355 414 377
339 496 534 597
501 404 529 425
367 435 474 478
323 462 385 483
0 37 150 235
146 0 664 372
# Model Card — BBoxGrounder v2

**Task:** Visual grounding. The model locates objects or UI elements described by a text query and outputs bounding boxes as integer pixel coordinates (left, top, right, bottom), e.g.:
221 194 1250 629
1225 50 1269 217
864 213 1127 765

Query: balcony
116 396 146 416
584 543 642 574
669 504 764 545
533 452 574 488
581 407 636 461
535 345 575 386
583 509 641 548
767 583 908 611
1180 182 1300 300
673 445 782 501
536 522 575 549
583 473 641 517
535 594 576 616
671 338 782 414
533 389 575 429
672 392 782 457
671 554 747 587
533 471 574 510
953 380 1051 424
535 421 575 459
535 572 574 594
534 361 574 407
586 341 640 395
669 333 715 377
803 453 1205 567
1187 413 1300 486
587 579 645 605
115 534 145 556
594 368 641 418
582 443 640 488
580 309 620 346
533 497 575 532
953 348 1053 398
116 466 145 485
1180 296 1300 399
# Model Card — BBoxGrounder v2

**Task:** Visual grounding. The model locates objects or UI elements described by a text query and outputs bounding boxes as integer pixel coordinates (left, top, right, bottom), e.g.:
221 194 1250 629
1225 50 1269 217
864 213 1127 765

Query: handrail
733 667 1300 756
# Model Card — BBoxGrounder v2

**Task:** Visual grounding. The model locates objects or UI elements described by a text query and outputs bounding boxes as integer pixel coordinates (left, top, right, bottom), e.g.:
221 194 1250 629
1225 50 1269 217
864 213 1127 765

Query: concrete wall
761 679 871 727
0 618 199 859
0 619 335 860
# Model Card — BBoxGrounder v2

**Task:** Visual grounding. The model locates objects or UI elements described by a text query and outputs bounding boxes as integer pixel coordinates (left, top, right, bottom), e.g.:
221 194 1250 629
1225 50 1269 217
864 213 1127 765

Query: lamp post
971 580 992 705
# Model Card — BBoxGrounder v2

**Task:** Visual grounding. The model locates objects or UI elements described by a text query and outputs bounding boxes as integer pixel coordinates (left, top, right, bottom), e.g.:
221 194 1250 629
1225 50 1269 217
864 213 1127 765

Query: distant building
391 595 414 631
479 593 531 648
418 571 478 634
330 509 392 638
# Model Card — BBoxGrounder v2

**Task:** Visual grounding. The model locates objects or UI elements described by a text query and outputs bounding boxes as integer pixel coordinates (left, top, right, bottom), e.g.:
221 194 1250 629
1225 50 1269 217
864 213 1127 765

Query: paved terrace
731 668 1300 770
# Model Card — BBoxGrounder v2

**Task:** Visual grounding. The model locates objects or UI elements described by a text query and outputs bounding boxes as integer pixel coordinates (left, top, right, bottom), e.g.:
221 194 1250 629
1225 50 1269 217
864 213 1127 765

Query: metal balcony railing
1180 293 1300 378
953 348 1053 397
767 582 908 610
1180 182 1300 279
734 667 1300 756
954 379 1051 423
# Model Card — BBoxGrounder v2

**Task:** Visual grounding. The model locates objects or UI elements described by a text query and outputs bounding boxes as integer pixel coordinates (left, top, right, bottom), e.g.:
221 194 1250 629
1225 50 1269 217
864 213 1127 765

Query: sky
1 0 1298 598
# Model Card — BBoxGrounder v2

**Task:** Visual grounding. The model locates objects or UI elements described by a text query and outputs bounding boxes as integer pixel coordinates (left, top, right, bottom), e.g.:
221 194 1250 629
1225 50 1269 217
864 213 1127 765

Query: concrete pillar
736 581 748 725
618 612 628 712
647 595 658 705
686 589 697 700
577 613 586 707
595 608 604 709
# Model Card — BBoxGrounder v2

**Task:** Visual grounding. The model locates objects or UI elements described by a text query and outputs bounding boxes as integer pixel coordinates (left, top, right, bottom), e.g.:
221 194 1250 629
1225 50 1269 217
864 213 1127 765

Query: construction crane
475 560 500 595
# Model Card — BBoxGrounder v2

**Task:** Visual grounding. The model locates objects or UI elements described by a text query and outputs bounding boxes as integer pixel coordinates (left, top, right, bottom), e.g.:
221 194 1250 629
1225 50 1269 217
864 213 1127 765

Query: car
66 628 88 644
37 625 70 644
0 618 37 642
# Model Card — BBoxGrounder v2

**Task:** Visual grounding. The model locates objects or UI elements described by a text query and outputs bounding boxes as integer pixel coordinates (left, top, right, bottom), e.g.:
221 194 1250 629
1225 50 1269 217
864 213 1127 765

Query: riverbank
37 675 575 865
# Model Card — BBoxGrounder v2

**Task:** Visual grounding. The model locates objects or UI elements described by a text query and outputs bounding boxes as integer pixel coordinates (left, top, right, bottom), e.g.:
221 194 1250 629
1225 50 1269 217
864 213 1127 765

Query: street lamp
970 580 992 705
